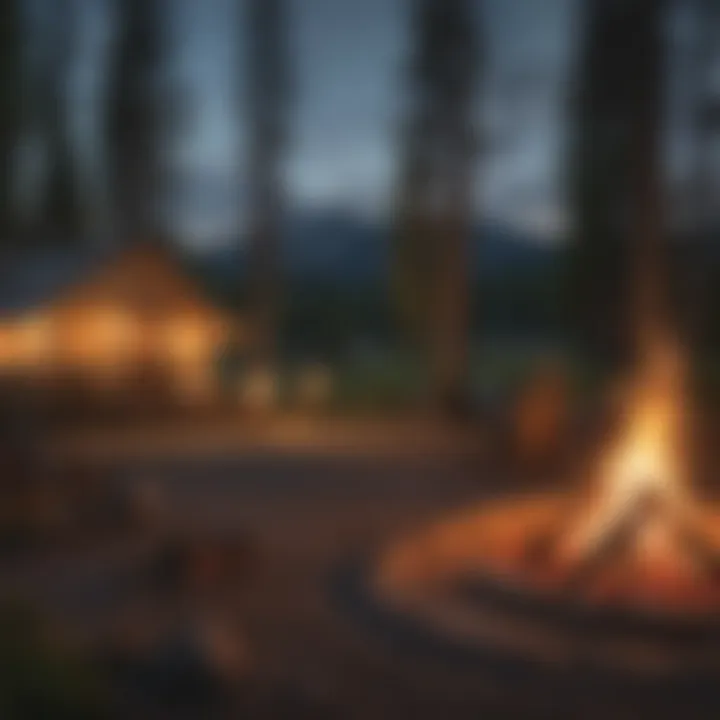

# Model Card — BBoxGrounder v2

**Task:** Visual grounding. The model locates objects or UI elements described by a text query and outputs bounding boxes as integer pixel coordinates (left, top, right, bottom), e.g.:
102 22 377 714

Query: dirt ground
5 426 720 718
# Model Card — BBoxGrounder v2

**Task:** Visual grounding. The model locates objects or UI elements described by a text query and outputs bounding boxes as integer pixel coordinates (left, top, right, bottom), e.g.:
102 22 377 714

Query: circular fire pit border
330 495 720 681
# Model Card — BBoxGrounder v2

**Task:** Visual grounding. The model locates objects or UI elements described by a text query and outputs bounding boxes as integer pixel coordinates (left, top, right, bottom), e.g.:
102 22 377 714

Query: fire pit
366 337 720 677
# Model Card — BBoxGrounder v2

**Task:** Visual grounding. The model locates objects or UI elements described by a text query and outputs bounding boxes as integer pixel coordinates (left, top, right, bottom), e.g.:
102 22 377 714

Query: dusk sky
28 0 706 249
172 0 579 246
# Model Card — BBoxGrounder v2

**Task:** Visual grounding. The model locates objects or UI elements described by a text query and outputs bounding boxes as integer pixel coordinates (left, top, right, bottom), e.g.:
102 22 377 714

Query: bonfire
536 332 720 592
376 327 720 617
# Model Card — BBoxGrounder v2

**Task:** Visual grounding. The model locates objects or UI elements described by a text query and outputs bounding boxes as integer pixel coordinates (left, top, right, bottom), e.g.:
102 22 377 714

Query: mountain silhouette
193 207 562 288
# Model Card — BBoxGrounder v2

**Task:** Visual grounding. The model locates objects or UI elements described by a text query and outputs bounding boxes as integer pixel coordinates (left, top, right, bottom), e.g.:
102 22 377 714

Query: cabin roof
0 243 228 323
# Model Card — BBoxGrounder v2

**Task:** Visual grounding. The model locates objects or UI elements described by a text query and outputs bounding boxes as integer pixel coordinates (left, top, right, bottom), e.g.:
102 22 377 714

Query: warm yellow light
61 307 140 375
0 315 54 370
160 315 223 402
563 336 691 563
162 316 211 366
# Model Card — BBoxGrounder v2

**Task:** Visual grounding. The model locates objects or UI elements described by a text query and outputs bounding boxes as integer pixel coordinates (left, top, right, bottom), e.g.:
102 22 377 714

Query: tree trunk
246 0 290 371
0 0 21 243
688 0 720 355
625 0 668 356
106 0 165 242
40 0 83 244
431 173 473 415
569 0 668 372
393 0 480 417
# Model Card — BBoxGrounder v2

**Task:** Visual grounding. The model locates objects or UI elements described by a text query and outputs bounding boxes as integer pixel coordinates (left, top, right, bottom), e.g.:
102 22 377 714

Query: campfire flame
561 334 698 570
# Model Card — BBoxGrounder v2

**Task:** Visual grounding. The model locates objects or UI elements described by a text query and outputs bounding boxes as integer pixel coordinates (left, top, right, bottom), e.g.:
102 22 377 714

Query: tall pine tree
246 0 291 370
106 0 166 242
569 0 669 370
688 0 720 353
0 0 22 243
392 0 480 415
33 0 84 244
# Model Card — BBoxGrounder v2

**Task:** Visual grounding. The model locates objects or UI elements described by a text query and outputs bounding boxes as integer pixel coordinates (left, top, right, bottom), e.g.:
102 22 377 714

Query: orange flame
563 335 694 565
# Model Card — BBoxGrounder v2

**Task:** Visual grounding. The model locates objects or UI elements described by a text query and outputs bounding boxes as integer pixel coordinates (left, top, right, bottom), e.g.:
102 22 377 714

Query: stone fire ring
341 495 720 678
